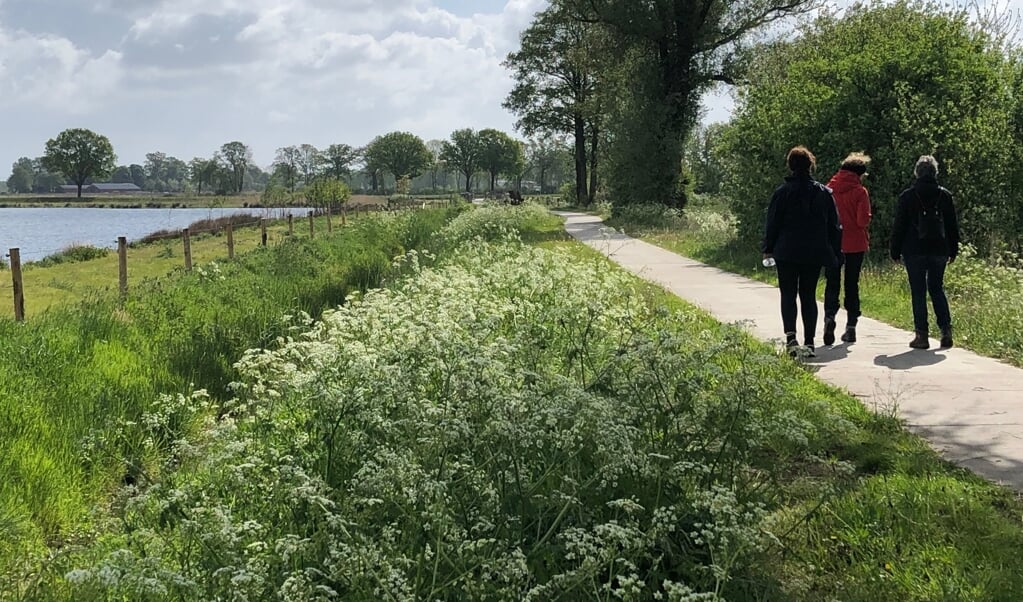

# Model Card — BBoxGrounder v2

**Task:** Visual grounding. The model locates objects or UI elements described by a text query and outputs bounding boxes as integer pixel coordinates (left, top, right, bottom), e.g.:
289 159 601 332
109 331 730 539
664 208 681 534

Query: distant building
60 183 142 194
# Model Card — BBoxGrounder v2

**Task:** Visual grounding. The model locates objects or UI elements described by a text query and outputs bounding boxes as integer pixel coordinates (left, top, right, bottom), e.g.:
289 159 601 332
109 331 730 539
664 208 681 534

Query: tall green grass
6 203 1023 600
0 207 466 588
22 209 1023 601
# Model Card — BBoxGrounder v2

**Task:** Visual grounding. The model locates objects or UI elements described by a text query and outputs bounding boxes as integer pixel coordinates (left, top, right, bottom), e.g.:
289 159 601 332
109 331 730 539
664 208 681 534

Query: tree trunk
588 122 599 206
574 114 588 205
77 183 83 198
464 171 472 192
490 172 497 192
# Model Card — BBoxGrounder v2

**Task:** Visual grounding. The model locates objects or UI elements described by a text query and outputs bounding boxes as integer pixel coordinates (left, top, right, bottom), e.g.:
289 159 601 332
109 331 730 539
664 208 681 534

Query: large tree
505 3 604 205
296 144 323 186
41 128 116 198
560 0 822 207
144 151 167 191
220 141 251 194
188 157 220 195
526 137 572 194
323 143 360 181
364 131 433 186
440 129 482 192
723 0 1015 254
273 146 301 193
478 129 524 193
7 157 35 193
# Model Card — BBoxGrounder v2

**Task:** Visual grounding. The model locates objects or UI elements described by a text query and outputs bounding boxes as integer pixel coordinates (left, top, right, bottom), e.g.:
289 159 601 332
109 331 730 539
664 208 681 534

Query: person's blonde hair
840 152 871 175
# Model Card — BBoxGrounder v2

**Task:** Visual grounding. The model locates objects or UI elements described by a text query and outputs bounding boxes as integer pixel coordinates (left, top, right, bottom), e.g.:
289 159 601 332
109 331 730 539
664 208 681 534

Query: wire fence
0 200 453 320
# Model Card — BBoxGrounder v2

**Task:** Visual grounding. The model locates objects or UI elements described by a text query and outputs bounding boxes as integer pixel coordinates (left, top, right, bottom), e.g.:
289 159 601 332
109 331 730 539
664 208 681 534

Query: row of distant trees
5 128 578 199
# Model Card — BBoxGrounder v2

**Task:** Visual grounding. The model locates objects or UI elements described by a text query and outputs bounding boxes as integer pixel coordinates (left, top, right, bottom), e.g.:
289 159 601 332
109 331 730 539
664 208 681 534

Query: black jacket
889 175 960 260
762 174 843 267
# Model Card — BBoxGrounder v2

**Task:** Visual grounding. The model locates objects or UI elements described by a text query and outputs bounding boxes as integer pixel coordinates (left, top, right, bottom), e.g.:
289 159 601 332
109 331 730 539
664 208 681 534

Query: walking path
560 212 1023 489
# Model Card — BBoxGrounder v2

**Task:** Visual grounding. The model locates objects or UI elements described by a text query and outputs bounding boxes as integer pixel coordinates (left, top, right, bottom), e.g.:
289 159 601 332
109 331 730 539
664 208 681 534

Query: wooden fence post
9 248 24 322
182 228 193 271
117 237 128 300
308 211 314 239
227 222 235 259
261 219 268 246
342 206 347 226
326 209 333 233
287 214 294 236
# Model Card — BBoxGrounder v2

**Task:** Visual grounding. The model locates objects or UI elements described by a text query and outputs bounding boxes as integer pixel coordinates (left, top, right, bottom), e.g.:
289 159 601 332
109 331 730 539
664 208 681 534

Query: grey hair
914 155 939 178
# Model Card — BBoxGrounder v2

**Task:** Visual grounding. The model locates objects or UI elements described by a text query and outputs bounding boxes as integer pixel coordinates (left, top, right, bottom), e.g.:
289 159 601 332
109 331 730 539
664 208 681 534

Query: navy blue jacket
762 174 843 267
890 175 960 260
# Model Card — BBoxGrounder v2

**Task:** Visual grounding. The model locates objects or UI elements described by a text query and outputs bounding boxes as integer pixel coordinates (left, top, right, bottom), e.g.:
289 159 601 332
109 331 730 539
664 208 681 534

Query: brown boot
940 328 953 349
909 332 930 350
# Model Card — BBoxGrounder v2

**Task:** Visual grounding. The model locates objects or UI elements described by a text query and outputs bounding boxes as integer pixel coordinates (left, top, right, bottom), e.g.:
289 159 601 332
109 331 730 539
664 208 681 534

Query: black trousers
776 260 822 344
824 251 865 324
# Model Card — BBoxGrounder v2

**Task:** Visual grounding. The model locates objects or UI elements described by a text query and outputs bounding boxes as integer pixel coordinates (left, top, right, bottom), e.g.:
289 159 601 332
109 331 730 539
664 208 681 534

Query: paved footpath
560 212 1023 489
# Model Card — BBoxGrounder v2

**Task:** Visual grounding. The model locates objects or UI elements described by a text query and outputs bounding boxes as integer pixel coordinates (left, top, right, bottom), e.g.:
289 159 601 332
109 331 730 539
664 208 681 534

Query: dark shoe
940 329 953 349
785 332 798 357
823 317 837 346
805 344 816 358
909 332 930 350
840 327 856 343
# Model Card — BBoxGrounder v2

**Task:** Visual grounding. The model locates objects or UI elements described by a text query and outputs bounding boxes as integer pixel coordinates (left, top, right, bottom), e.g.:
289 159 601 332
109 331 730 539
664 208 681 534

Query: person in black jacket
762 146 843 356
890 155 960 349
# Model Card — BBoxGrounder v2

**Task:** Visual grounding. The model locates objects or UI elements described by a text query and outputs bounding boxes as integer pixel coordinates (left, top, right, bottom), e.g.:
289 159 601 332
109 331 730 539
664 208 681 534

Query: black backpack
916 191 945 242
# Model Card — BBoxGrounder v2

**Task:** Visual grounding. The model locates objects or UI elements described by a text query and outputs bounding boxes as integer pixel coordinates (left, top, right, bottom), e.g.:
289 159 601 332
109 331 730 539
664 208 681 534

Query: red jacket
826 169 871 253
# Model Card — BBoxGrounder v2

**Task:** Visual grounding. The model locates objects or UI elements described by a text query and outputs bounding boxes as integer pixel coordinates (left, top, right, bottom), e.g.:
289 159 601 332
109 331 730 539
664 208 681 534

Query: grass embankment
3 204 1020 601
0 206 467 595
608 199 1023 366
0 210 388 318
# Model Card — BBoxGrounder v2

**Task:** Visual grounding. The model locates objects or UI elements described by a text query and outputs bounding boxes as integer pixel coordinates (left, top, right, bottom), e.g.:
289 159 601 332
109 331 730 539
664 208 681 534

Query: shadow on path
874 350 948 370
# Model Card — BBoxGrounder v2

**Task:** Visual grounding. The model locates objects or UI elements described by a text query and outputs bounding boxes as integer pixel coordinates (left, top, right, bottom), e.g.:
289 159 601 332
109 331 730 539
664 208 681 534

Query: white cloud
0 0 550 170
0 30 124 113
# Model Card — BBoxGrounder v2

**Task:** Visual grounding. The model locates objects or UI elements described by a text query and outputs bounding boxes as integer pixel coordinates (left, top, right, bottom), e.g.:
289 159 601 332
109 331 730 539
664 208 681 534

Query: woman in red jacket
822 153 872 345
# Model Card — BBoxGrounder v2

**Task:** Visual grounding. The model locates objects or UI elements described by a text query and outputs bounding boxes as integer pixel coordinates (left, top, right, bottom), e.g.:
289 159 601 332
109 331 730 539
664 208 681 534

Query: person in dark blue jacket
762 146 843 356
890 155 960 349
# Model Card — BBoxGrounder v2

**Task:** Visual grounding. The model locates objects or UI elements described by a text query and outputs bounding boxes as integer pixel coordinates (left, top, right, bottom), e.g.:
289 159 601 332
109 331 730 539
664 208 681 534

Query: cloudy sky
0 0 548 172
0 0 1017 174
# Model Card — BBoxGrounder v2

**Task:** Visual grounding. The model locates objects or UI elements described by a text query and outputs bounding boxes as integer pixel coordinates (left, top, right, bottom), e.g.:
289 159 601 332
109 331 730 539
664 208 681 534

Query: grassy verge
0 210 390 319
5 205 1021 601
0 206 467 589
608 199 1023 366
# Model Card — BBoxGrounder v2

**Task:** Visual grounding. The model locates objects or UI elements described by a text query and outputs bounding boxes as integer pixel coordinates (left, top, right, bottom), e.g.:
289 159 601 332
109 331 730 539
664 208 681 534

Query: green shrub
31 245 109 268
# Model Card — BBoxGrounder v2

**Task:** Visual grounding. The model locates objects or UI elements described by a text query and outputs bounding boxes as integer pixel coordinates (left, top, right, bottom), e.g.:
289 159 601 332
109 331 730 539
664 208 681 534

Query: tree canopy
41 128 116 198
722 0 1016 253
440 129 483 193
364 132 434 185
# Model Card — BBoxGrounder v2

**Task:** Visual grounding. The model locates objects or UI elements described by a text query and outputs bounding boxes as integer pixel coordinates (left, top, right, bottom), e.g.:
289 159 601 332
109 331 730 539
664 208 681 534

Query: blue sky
0 0 1016 174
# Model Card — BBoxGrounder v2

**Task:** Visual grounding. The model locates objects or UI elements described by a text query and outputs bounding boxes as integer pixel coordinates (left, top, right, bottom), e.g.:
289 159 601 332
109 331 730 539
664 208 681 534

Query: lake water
0 207 295 262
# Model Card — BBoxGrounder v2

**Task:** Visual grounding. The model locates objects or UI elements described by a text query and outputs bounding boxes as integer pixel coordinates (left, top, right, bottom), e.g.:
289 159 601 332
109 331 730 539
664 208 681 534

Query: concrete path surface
560 212 1023 489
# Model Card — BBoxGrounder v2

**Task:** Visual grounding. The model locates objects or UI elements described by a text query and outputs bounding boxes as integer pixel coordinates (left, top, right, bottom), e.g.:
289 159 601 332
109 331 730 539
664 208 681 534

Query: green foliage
364 131 434 183
440 128 483 192
50 236 850 600
41 129 116 196
30 245 110 268
724 1 1015 255
7 157 35 193
303 178 351 210
0 209 462 588
557 0 821 208
477 129 524 192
